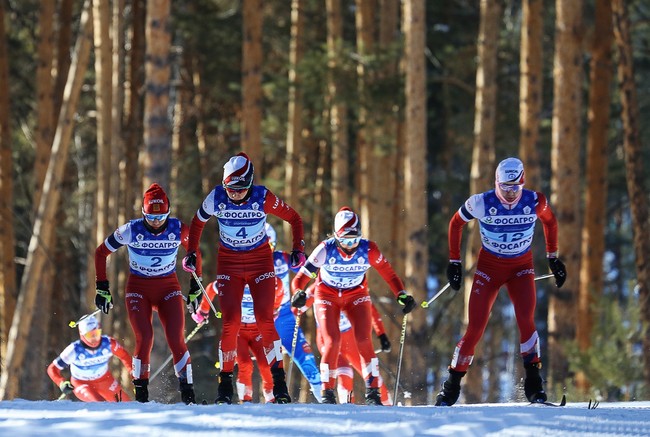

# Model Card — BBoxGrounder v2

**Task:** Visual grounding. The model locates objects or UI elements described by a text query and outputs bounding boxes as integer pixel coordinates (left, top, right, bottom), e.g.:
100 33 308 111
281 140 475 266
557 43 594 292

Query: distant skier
436 157 567 406
47 315 132 402
291 206 416 405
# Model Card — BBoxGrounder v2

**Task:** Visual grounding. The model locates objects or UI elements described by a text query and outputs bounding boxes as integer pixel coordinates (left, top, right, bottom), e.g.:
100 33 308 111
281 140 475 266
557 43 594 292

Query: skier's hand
291 289 307 308
186 276 203 314
290 250 306 268
59 381 74 395
95 281 113 314
191 310 209 325
446 261 462 291
378 333 391 353
548 257 567 288
182 251 197 273
397 292 416 314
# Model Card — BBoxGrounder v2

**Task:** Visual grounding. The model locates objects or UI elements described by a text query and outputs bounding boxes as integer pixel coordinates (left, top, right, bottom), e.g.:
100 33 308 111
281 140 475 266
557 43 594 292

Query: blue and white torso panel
56 336 114 381
319 239 371 290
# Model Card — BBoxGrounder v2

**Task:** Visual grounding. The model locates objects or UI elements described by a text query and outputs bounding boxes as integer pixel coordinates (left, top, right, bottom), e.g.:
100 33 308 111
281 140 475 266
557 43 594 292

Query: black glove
397 293 416 314
59 381 74 395
291 290 307 308
290 250 306 268
447 261 462 291
186 276 203 314
95 280 113 314
378 333 391 353
548 257 567 288
182 251 197 272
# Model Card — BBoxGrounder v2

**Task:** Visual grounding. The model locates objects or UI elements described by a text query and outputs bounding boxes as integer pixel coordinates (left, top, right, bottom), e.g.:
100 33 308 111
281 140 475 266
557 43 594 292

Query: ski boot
524 362 547 403
271 367 291 404
133 378 149 403
435 369 466 406
365 387 382 406
321 389 337 404
179 377 196 405
215 372 234 405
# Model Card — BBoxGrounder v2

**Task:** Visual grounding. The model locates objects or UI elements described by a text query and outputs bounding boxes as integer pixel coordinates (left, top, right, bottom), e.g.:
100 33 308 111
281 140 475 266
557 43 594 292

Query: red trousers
452 249 540 372
313 284 379 390
236 323 274 402
71 371 131 402
216 245 282 373
125 274 191 380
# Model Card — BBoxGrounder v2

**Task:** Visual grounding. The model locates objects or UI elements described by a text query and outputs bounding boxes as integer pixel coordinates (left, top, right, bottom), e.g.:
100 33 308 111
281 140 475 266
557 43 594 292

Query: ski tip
560 394 567 406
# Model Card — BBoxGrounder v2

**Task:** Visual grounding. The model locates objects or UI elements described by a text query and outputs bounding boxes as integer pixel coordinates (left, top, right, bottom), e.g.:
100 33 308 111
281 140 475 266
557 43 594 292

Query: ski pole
286 309 301 389
150 321 207 382
68 309 102 328
535 273 554 281
56 393 67 401
420 283 451 309
190 270 222 319
393 313 408 406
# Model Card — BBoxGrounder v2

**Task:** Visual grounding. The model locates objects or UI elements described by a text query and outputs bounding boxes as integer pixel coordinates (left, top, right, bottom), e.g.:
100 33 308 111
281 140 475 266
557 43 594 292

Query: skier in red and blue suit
291 206 416 405
94 183 201 404
182 152 306 405
436 157 567 406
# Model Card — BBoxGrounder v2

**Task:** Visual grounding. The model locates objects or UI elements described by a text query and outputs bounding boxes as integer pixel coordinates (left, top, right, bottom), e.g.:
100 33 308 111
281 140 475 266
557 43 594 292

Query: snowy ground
0 399 649 436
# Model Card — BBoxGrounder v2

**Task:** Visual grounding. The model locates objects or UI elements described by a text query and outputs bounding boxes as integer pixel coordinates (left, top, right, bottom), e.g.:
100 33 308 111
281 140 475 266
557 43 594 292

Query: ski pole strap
190 270 222 318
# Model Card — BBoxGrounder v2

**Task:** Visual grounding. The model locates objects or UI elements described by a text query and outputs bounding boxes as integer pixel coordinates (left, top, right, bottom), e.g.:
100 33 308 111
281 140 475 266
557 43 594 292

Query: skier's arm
535 192 559 256
110 337 133 373
263 190 304 251
368 242 406 297
180 222 202 277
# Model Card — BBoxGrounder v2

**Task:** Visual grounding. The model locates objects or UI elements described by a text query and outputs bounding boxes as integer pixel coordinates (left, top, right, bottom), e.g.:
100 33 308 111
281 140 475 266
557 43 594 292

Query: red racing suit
95 218 200 381
292 238 404 391
47 336 132 402
448 189 558 371
189 185 304 373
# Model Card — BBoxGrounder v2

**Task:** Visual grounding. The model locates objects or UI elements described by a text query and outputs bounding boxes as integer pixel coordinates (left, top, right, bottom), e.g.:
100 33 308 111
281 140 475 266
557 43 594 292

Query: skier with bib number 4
436 157 567 406
182 152 306 405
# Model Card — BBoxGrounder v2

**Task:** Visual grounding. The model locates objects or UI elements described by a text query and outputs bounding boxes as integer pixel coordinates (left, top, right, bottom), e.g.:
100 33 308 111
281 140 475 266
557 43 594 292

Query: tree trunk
402 0 428 405
143 0 172 189
0 0 93 399
548 0 584 390
576 0 612 393
518 0 543 191
0 0 17 366
326 0 351 210
612 0 650 396
242 0 263 168
463 0 501 403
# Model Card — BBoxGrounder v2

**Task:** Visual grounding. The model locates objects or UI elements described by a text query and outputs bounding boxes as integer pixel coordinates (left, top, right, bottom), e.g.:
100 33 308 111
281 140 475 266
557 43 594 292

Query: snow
1 399 649 436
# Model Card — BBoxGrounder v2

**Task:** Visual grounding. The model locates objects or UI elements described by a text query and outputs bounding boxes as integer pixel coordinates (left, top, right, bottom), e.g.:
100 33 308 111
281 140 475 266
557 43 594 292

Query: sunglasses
143 212 169 221
83 328 102 341
498 183 524 193
224 186 249 194
338 236 361 248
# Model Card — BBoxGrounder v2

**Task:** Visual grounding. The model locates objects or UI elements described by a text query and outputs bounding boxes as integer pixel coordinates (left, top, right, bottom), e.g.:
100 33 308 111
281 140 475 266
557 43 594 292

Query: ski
529 394 566 407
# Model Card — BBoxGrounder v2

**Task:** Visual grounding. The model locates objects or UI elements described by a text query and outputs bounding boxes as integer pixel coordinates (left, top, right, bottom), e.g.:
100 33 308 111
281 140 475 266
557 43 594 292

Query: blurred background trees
0 0 648 404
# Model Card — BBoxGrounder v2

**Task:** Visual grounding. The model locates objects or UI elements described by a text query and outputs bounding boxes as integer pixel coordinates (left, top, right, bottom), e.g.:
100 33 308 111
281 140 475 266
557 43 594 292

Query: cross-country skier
94 183 200 404
182 152 306 404
291 206 416 405
435 157 567 406
47 314 132 402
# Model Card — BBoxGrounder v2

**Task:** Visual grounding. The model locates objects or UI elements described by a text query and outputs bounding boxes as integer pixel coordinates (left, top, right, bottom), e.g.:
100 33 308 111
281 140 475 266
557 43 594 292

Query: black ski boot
365 387 382 406
215 372 234 404
435 369 466 406
179 378 196 405
133 378 149 403
321 389 337 404
524 362 547 403
271 367 291 404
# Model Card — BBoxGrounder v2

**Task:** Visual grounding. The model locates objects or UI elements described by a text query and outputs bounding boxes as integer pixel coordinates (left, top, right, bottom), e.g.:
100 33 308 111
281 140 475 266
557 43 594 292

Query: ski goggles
338 236 361 248
143 211 170 222
83 328 102 342
498 183 524 193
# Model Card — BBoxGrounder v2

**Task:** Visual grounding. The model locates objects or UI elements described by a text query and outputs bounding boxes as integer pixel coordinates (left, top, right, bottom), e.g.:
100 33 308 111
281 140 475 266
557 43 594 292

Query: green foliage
566 289 644 401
